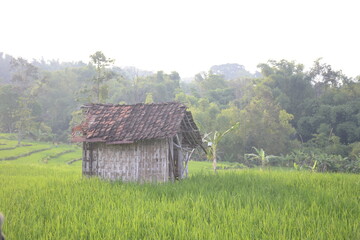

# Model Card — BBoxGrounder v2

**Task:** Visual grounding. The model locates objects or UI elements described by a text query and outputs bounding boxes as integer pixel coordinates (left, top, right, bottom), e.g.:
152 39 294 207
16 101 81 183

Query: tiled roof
73 102 201 146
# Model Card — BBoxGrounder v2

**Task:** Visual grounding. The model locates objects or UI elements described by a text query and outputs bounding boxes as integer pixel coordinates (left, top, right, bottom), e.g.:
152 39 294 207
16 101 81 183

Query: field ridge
0 147 52 161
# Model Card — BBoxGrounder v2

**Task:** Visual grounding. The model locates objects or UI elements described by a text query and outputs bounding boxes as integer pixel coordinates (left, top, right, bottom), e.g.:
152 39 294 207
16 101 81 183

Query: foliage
83 51 116 103
277 148 360 173
144 92 154 104
238 80 298 156
0 85 19 133
308 58 351 88
9 57 50 144
257 59 314 124
1 52 360 173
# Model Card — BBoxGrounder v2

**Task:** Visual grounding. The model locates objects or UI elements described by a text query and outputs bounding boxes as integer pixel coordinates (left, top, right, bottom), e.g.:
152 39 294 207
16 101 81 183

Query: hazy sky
1 0 359 78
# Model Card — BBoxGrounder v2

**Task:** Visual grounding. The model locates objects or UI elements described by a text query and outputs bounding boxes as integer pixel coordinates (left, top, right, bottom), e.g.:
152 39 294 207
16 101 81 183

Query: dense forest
1 51 360 171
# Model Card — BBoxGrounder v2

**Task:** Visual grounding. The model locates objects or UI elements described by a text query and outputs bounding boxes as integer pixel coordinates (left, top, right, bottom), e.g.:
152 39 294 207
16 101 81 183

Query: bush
284 148 360 173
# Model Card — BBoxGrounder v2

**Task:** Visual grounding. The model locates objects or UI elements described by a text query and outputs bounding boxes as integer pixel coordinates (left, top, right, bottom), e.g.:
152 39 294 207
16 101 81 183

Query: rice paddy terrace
0 135 359 239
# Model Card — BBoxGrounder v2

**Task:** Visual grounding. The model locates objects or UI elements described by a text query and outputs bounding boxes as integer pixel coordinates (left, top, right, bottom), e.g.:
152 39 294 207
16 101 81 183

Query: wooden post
213 145 217 173
175 134 184 179
82 142 86 175
168 138 175 182
89 143 93 176
178 146 183 179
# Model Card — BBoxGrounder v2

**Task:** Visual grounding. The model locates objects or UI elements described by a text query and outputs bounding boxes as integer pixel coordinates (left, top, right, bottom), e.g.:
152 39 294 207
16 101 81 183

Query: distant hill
210 63 260 80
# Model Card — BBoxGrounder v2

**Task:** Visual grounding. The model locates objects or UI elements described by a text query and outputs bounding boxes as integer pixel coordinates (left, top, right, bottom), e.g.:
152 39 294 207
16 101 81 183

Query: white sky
1 0 359 78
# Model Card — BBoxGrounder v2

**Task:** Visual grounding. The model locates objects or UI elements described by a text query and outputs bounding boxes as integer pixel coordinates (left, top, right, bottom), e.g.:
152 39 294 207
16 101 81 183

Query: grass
0 139 359 239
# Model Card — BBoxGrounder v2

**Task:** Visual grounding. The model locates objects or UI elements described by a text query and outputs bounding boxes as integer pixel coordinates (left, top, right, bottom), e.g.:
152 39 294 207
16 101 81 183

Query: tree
189 98 220 133
308 59 351 89
297 81 360 145
10 57 39 90
0 85 19 133
10 57 47 144
257 59 314 125
89 51 115 103
194 71 229 100
238 81 298 156
38 68 87 141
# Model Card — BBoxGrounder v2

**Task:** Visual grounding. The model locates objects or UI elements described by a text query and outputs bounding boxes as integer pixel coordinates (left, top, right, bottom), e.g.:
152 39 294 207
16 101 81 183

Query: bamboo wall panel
83 139 169 182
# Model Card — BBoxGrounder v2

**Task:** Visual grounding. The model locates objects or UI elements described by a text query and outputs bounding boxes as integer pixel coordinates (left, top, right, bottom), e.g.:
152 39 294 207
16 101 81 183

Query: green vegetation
0 138 80 164
1 52 360 238
0 140 359 239
0 165 359 239
2 53 360 172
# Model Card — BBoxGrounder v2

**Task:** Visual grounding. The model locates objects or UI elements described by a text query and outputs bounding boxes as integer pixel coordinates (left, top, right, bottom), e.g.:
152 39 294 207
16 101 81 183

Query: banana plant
245 147 277 169
204 122 240 173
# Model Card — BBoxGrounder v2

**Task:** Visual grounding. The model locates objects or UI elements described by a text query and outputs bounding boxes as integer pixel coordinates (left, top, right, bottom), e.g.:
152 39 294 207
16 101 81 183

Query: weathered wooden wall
82 139 169 182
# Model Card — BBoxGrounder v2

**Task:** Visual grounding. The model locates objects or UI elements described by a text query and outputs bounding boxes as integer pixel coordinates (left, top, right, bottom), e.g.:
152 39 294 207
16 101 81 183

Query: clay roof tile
78 102 201 145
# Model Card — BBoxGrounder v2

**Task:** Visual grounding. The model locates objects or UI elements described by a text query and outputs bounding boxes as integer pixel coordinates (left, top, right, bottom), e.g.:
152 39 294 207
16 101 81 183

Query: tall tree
89 51 115 103
10 57 46 144
238 81 298 155
0 85 19 133
257 59 314 124
308 59 351 89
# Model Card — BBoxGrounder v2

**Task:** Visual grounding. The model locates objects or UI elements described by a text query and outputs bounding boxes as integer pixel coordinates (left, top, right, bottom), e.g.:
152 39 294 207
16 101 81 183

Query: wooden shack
72 102 203 182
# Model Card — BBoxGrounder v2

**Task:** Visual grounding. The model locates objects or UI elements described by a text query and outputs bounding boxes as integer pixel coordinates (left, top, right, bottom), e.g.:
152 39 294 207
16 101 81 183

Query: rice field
0 138 359 239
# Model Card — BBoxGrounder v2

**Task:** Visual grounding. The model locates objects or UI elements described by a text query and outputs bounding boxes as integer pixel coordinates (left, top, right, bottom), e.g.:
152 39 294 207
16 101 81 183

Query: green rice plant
41 149 76 164
0 139 359 239
14 146 80 165
0 133 17 140
188 160 214 174
56 150 82 165
0 139 19 149
0 143 52 160
0 162 359 240
0 139 34 150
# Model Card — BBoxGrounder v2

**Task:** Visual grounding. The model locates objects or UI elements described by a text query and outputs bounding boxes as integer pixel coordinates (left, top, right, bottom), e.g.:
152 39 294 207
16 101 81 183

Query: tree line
1 51 360 172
